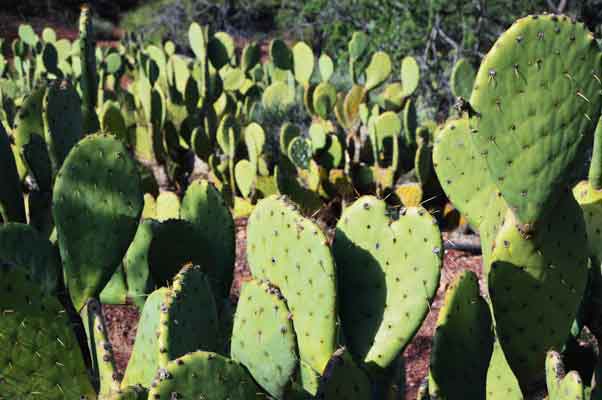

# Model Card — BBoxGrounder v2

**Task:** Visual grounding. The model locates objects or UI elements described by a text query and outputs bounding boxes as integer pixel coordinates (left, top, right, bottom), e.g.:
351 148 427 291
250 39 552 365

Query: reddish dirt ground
103 220 483 398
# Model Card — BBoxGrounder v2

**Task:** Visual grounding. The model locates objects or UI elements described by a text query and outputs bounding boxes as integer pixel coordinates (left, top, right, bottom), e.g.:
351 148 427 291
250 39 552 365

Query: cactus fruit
450 58 476 99
231 280 297 399
315 348 372 400
333 196 442 373
247 196 337 390
122 288 169 387
53 134 143 311
181 179 235 301
470 14 602 228
81 298 120 396
0 262 96 398
157 265 219 363
546 350 586 400
0 121 25 222
433 117 500 228
43 79 83 177
428 271 493 399
486 191 589 386
486 340 523 399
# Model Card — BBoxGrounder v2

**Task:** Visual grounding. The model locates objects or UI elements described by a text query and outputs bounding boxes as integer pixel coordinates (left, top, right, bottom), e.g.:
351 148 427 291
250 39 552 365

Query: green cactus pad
415 143 432 185
106 385 148 400
312 82 337 119
319 53 334 82
293 41 314 86
235 159 256 199
450 58 476 99
546 350 585 400
288 137 313 170
574 181 602 264
263 81 295 110
181 179 235 300
470 14 602 227
43 79 83 177
188 22 207 61
247 196 337 386
433 117 499 228
486 340 522 399
53 134 143 311
365 51 392 92
100 100 129 145
402 99 417 147
157 265 219 364
100 264 128 305
122 287 169 388
231 280 297 399
123 220 158 308
428 270 493 399
81 298 120 396
242 42 261 72
0 122 25 222
487 192 589 386
315 348 371 400
0 263 96 399
270 39 293 71
148 351 260 399
78 6 100 134
155 191 180 221
401 56 420 97
333 196 442 372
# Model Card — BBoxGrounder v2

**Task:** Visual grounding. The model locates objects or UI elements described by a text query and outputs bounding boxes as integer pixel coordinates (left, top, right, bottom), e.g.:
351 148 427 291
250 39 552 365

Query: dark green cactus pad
247 196 337 389
315 348 371 400
270 39 293 71
100 264 128 305
333 196 442 372
487 191 589 386
486 340 522 399
122 287 169 387
433 117 501 229
147 219 205 286
147 351 261 399
0 263 96 398
22 133 53 192
280 123 300 155
546 350 586 400
402 99 417 148
157 265 219 364
78 5 100 134
43 79 83 177
123 219 158 308
0 222 60 295
0 121 25 222
288 137 312 170
181 179 235 300
428 270 493 399
100 100 129 145
52 134 143 311
231 280 297 399
470 14 602 227
414 143 432 185
81 298 120 396
450 58 476 99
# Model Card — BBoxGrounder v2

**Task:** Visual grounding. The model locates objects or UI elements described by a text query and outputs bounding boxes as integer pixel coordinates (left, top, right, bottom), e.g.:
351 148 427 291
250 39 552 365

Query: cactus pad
486 340 522 399
231 280 297 399
428 270 493 399
546 350 585 400
470 14 602 227
0 122 25 222
487 191 589 385
333 196 442 371
53 134 143 310
0 263 96 398
315 348 371 400
288 137 313 170
450 58 476 98
247 196 337 383
147 351 260 399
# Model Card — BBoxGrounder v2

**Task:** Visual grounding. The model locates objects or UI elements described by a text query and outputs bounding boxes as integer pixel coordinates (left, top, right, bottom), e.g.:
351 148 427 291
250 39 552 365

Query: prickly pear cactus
181 179 235 300
428 271 493 399
231 280 297 400
147 351 260 399
0 263 96 399
433 116 501 229
246 196 337 391
486 340 522 399
106 385 148 400
470 14 602 228
486 192 589 386
332 196 442 373
122 220 157 308
315 348 372 400
546 350 586 400
288 136 312 170
78 5 100 134
157 264 219 363
81 298 120 396
43 79 83 176
52 134 143 310
450 58 476 99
